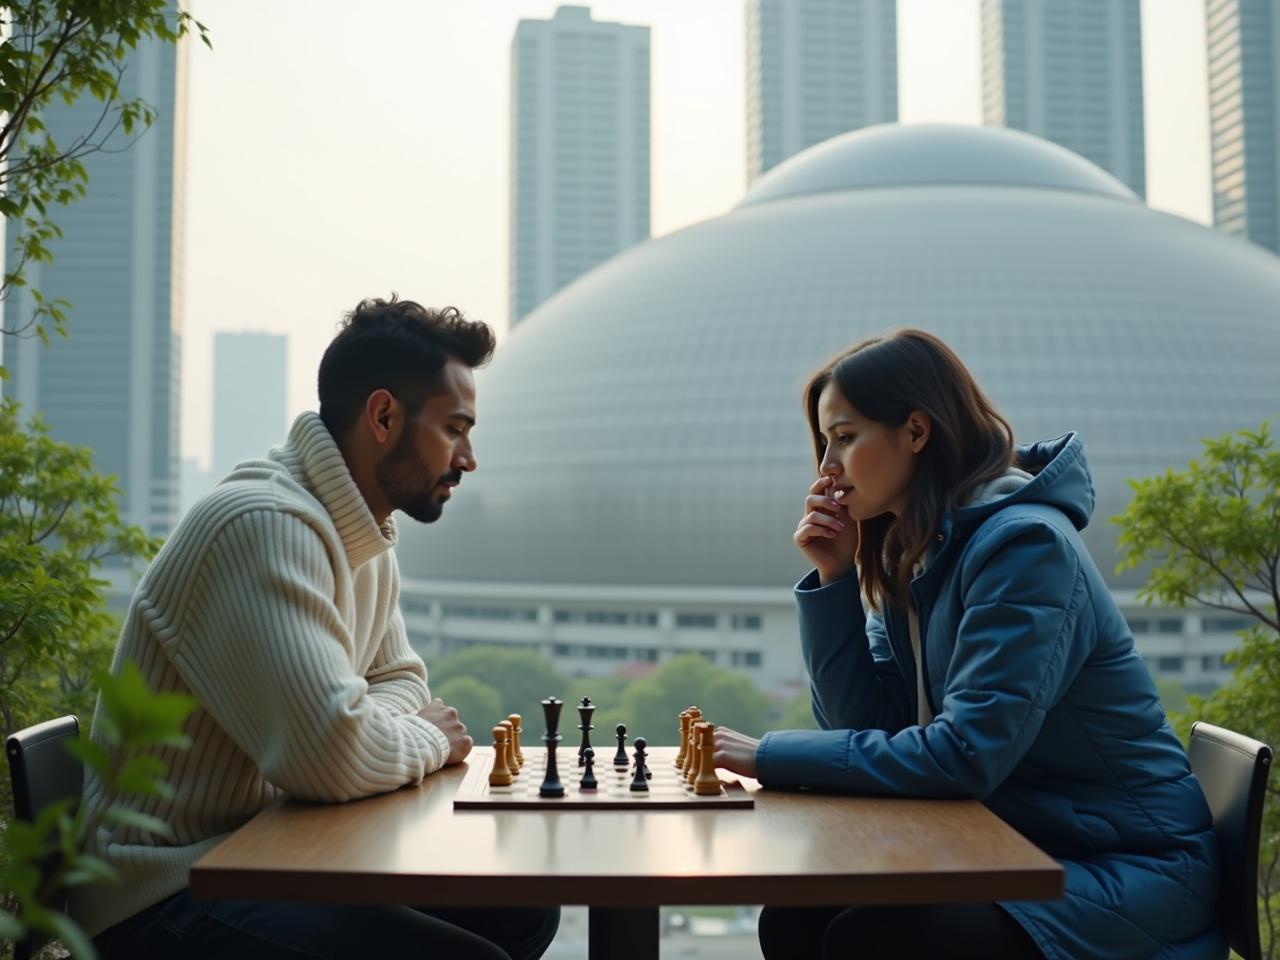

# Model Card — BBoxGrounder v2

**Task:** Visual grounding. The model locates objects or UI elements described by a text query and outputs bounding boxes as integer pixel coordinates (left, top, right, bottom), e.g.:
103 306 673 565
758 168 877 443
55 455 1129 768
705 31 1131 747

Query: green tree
0 403 159 794
595 654 773 743
0 3 210 950
1114 422 1280 958
0 0 209 342
779 690 819 731
433 676 503 731
429 646 570 732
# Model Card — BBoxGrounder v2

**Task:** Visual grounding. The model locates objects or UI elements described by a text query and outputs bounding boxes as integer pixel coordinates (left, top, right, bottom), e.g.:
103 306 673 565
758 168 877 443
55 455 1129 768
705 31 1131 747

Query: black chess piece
579 747 598 791
613 723 629 768
577 696 595 767
629 737 650 792
539 697 565 798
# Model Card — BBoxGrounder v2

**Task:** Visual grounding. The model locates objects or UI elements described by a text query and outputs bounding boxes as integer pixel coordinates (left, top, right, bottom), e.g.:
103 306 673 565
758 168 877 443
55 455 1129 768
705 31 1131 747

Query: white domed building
398 124 1280 697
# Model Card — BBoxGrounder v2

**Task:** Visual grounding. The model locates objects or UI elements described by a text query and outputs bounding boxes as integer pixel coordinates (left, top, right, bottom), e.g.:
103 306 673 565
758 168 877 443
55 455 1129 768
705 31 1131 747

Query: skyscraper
212 332 288 481
3 27 187 538
1205 0 1280 253
509 5 650 328
745 0 898 185
981 0 1146 198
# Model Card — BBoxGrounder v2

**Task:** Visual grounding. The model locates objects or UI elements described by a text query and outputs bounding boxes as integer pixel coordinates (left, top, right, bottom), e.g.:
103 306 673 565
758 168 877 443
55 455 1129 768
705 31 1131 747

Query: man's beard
375 430 460 524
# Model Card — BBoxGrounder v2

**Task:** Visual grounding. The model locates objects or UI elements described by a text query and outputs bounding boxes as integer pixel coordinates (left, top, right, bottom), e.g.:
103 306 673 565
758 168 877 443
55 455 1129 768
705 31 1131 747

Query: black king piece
539 697 566 798
577 696 595 767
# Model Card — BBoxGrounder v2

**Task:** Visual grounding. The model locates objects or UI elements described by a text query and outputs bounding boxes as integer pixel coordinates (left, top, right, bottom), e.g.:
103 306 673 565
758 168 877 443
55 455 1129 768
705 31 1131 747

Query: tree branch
32 499 72 545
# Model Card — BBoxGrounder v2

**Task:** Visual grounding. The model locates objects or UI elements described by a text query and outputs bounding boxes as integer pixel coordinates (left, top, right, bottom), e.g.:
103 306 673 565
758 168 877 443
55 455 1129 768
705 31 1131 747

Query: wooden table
192 747 1062 959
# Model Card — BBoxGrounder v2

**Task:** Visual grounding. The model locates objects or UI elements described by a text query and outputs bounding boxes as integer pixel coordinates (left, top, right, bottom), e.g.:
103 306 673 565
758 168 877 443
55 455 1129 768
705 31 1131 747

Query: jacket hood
952 432 1094 534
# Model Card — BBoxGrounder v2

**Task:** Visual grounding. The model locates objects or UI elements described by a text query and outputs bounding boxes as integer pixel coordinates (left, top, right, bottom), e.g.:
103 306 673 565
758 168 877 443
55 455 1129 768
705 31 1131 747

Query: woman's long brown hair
804 330 1015 612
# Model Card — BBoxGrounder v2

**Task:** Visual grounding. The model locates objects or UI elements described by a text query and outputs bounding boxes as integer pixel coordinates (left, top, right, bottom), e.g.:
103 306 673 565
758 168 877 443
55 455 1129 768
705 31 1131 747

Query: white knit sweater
70 413 450 938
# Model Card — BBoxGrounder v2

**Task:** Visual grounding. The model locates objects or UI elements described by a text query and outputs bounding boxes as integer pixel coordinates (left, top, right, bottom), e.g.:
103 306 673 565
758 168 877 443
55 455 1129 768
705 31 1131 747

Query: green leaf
47 910 97 960
0 909 25 940
101 807 173 840
61 853 121 887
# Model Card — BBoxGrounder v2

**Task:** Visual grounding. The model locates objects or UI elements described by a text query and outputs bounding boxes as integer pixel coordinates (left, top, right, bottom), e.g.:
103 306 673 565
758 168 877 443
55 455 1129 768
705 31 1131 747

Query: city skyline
3 20 185 538
170 1 1209 467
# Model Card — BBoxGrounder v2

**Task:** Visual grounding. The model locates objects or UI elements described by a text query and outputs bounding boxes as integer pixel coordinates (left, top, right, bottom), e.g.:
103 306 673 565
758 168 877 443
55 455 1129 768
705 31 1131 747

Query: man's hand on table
418 698 473 765
713 726 761 779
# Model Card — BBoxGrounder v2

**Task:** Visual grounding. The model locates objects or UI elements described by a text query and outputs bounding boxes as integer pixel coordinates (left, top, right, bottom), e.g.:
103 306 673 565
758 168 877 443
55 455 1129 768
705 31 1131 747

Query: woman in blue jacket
714 330 1223 960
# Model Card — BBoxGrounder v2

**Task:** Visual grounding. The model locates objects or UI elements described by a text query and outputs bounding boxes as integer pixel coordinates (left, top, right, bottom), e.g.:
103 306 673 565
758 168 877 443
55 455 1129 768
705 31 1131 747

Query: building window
1127 618 1150 634
1201 653 1230 672
731 650 762 668
676 613 717 629
1157 618 1184 635
553 609 659 627
1157 656 1185 673
1203 616 1251 633
730 614 762 631
441 605 536 622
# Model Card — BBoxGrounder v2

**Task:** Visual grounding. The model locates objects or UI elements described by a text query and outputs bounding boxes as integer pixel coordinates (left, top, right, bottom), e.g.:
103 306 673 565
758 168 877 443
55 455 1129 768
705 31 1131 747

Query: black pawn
577 696 595 767
539 696 565 799
579 747 598 791
613 723 629 768
629 738 649 792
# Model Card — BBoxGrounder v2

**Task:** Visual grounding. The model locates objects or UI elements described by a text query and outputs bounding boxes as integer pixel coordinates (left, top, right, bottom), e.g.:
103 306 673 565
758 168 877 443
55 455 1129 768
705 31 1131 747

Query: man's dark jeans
94 888 560 960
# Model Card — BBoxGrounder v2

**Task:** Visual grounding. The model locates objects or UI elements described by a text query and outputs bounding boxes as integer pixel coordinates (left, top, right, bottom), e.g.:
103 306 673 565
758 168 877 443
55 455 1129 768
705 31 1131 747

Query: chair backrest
5 715 82 960
1188 720 1273 960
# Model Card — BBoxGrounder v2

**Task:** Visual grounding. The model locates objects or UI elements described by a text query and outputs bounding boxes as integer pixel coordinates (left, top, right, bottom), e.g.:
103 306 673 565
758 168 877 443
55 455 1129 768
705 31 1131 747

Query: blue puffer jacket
757 434 1224 960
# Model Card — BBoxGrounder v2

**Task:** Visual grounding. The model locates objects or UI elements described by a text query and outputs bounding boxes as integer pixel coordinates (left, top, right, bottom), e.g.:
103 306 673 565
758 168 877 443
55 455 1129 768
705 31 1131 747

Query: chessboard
454 745 754 811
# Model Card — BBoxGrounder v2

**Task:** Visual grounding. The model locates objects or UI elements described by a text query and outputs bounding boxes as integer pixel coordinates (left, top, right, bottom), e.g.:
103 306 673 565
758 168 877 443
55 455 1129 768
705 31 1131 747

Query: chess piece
577 697 595 767
694 723 722 796
579 747 598 791
539 697 565 798
630 737 650 792
489 726 513 787
675 710 693 769
613 723 629 768
507 713 525 767
498 720 518 778
687 721 708 784
682 708 703 780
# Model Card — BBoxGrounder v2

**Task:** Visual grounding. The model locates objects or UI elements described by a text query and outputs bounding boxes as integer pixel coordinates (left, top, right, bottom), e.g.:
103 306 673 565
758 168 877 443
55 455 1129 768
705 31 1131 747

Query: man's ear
908 410 931 454
365 389 398 444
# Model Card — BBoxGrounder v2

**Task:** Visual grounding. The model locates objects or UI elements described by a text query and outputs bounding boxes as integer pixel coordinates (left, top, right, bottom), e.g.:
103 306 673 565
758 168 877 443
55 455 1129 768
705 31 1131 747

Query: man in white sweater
78 298 559 959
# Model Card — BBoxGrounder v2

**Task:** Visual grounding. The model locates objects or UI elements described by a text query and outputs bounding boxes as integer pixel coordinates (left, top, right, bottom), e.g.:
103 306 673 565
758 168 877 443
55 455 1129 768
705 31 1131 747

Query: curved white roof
740 123 1138 207
399 125 1280 590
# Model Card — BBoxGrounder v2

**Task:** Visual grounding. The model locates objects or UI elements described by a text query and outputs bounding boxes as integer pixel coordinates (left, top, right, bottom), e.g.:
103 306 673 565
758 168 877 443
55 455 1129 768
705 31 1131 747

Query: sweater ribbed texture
70 412 449 938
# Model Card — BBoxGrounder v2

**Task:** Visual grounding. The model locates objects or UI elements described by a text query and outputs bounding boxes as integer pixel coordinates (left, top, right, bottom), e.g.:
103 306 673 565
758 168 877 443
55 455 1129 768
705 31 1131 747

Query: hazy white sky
182 0 1210 467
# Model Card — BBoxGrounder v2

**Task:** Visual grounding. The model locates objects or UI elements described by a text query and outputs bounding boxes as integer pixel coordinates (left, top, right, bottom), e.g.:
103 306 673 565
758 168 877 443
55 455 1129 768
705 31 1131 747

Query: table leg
588 906 659 960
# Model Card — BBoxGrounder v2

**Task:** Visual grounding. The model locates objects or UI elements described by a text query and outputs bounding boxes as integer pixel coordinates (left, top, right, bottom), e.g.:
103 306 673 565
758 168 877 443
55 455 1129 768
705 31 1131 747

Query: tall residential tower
746 0 899 184
981 0 1146 197
509 5 650 328
1205 0 1280 253
3 26 187 538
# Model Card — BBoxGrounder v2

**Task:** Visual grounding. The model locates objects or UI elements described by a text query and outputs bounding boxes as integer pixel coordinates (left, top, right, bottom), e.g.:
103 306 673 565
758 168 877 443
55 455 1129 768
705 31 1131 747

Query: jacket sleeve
794 569 912 733
170 509 450 802
364 567 434 717
758 519 1094 799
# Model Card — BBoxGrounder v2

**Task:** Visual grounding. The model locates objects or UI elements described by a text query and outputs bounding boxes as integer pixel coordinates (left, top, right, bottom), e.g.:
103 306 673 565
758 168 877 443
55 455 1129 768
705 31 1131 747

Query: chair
1188 720 1273 960
5 715 82 960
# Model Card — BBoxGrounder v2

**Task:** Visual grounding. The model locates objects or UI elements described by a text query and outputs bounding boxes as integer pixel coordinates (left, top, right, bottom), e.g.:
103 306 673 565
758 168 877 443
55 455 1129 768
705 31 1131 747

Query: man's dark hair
318 296 495 436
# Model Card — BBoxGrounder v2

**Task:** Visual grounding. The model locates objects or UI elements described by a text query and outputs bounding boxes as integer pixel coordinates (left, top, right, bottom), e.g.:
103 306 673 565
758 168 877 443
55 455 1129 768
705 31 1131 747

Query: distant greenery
428 647 780 746
1114 422 1280 959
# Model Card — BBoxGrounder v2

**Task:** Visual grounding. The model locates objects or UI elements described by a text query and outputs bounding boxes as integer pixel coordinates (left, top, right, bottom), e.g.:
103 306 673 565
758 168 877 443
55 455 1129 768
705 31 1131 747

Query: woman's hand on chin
712 725 761 778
